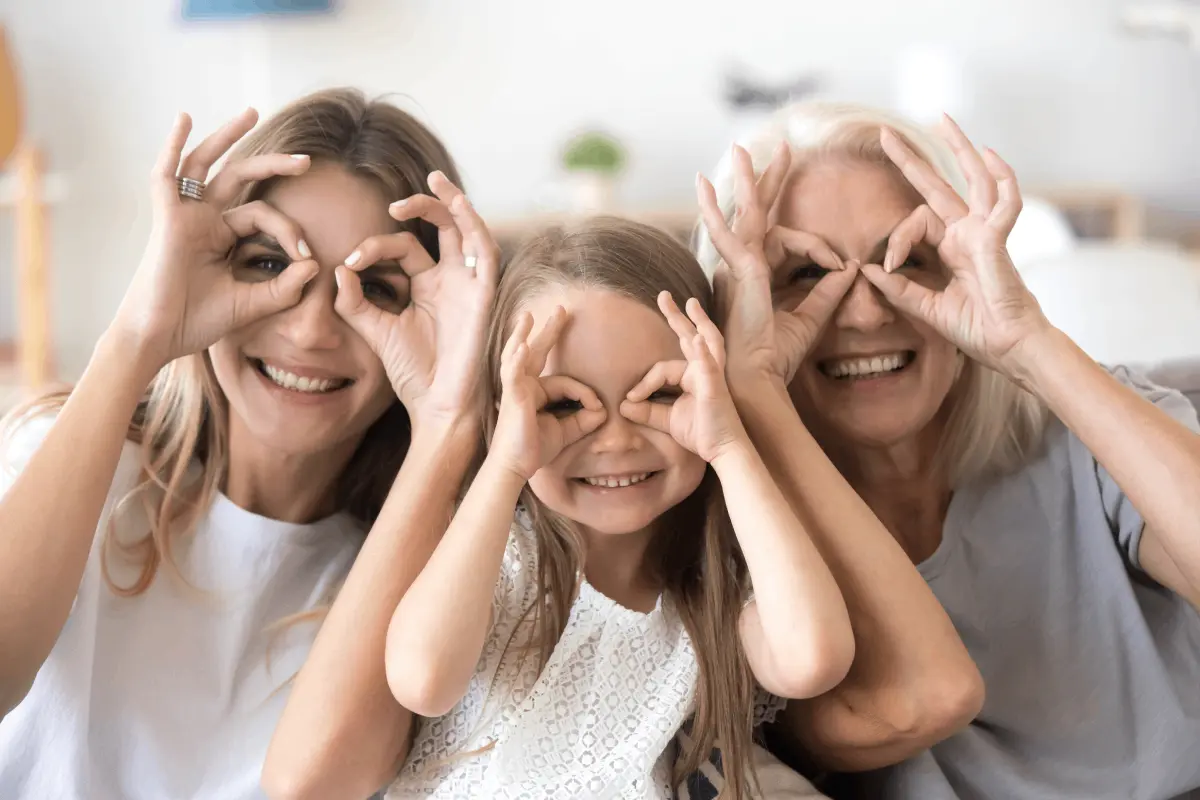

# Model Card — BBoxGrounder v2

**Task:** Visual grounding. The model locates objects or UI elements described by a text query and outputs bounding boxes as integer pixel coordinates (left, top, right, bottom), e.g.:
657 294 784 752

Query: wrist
1003 321 1072 396
95 324 166 390
708 434 757 474
480 452 533 493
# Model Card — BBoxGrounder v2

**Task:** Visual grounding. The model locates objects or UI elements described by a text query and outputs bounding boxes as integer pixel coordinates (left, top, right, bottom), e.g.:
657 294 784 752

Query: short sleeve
753 685 786 727
1084 366 1200 567
0 412 58 501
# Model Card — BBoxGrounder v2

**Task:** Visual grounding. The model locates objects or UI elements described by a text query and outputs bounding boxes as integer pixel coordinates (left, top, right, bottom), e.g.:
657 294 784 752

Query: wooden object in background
0 26 20 168
12 145 51 390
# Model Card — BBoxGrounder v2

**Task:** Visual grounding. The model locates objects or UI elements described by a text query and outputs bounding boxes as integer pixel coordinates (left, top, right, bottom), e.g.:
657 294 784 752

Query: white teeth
826 353 910 379
262 363 344 394
583 473 651 488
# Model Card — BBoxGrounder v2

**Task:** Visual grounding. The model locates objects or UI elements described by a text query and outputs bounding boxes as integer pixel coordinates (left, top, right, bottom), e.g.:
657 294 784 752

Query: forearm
0 331 155 713
732 377 980 763
263 420 479 800
384 455 525 717
713 439 853 699
1016 327 1200 590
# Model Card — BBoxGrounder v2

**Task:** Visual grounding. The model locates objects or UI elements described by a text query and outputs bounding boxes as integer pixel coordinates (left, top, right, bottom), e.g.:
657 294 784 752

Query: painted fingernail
390 197 409 209
334 267 343 290
883 253 894 273
298 239 312 259
429 170 445 183
289 154 309 161
344 250 361 267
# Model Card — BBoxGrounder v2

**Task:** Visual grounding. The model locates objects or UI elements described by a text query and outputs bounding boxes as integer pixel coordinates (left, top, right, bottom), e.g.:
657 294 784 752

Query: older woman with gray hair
690 104 1200 799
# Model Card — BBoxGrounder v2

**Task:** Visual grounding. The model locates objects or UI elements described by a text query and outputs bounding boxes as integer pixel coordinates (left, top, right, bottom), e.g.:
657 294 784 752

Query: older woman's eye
544 398 583 416
786 264 831 283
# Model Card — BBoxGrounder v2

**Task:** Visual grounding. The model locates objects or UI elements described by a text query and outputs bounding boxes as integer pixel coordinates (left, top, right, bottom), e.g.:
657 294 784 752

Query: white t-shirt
388 512 700 800
0 415 364 800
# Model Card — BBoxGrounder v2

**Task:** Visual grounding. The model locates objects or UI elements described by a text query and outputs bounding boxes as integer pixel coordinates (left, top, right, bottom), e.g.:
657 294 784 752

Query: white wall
1 0 1198 376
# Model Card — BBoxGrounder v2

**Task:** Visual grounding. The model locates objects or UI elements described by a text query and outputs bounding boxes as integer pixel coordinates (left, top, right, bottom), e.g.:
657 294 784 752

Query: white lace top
386 513 699 799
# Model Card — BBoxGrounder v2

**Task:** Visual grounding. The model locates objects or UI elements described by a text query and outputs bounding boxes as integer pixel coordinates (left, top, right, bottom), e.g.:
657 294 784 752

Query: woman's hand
333 172 500 430
697 145 858 387
488 309 607 481
621 293 747 463
112 109 319 373
862 116 1054 378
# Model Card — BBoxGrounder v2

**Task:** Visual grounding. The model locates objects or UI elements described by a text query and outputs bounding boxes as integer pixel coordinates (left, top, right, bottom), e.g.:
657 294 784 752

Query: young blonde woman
0 88 499 800
698 104 1200 798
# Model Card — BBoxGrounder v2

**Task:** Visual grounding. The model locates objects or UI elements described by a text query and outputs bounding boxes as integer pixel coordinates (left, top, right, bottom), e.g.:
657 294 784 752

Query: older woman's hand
697 145 858 388
861 116 1054 380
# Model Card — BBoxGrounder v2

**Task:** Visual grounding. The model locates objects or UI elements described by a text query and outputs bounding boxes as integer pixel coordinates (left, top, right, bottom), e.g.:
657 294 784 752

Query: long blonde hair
484 217 758 798
695 102 1048 485
0 88 462 594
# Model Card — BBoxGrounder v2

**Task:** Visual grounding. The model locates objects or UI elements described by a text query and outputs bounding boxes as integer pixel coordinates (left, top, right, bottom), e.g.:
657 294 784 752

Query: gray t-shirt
844 367 1200 800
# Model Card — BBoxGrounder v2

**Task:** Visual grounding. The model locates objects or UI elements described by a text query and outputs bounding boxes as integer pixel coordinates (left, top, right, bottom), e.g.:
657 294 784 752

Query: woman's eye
362 279 399 302
898 256 922 270
544 398 583 416
234 256 289 282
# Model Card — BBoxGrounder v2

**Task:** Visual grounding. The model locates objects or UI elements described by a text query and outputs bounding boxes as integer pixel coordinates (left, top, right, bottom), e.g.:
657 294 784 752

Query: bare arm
1014 328 1200 608
736 378 983 773
261 420 479 800
713 439 855 700
383 455 525 718
0 333 155 716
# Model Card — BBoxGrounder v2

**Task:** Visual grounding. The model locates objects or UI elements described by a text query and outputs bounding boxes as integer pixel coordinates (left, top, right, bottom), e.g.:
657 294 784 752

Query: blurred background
0 0 1198 406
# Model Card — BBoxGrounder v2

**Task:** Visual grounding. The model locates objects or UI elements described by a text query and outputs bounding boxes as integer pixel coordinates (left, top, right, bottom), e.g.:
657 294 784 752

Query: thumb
860 263 940 324
231 259 319 325
332 265 393 349
620 399 673 435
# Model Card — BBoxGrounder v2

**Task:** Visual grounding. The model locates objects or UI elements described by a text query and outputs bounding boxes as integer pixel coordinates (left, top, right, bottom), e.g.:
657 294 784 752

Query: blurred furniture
1033 187 1147 242
1021 241 1200 366
0 25 53 406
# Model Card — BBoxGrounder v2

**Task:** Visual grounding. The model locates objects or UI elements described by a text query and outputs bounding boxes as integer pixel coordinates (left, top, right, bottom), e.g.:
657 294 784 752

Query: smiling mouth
576 471 660 489
818 351 916 380
250 358 354 394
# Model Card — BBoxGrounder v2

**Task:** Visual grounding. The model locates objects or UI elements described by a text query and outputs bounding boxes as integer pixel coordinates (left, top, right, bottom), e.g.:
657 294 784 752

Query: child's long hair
483 217 758 798
0 88 461 595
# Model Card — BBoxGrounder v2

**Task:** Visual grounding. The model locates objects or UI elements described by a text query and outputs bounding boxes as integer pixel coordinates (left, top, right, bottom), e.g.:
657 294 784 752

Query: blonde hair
482 217 759 798
695 102 1048 485
0 88 462 594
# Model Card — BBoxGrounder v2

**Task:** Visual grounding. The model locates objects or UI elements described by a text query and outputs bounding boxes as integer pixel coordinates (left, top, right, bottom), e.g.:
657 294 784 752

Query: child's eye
544 398 583 416
648 388 681 404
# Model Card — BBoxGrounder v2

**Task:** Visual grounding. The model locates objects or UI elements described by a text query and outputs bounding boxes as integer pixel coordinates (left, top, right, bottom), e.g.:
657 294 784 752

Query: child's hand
621 292 747 463
489 308 607 481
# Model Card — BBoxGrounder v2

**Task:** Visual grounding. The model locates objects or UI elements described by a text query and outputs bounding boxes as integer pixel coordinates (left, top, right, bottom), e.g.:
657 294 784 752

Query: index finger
754 141 793 217
389 190 463 264
178 107 259 181
880 127 967 223
153 113 193 201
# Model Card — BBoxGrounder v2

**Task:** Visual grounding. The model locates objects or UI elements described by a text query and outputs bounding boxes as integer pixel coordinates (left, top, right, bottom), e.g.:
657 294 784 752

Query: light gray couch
1144 358 1200 413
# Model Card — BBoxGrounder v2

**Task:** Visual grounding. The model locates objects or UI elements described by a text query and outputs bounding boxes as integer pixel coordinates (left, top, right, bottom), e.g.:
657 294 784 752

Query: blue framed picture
182 0 334 20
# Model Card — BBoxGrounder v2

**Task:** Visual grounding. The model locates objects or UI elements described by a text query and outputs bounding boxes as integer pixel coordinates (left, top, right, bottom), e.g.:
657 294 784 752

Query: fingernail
344 250 361 267
391 198 408 209
883 253 894 273
289 154 309 161
297 239 312 259
429 170 445 183
333 267 342 291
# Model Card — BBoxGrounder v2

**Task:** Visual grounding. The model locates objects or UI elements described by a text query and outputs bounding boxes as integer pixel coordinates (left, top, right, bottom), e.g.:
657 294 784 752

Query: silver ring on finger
463 254 478 270
176 176 206 202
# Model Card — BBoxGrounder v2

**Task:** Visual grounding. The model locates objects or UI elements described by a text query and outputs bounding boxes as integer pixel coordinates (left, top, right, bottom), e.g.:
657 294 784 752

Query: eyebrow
232 233 287 256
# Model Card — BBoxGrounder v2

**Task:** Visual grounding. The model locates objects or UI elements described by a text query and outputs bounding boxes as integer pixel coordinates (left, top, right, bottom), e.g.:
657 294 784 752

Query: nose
833 273 896 333
273 275 345 351
588 407 645 455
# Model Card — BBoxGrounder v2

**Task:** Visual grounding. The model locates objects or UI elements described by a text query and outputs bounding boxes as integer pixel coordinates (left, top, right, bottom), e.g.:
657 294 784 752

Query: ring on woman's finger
176 176 206 202
464 255 478 269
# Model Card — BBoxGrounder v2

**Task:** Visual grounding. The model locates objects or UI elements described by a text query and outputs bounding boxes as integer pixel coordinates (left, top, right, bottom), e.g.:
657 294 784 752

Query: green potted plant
561 130 626 212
